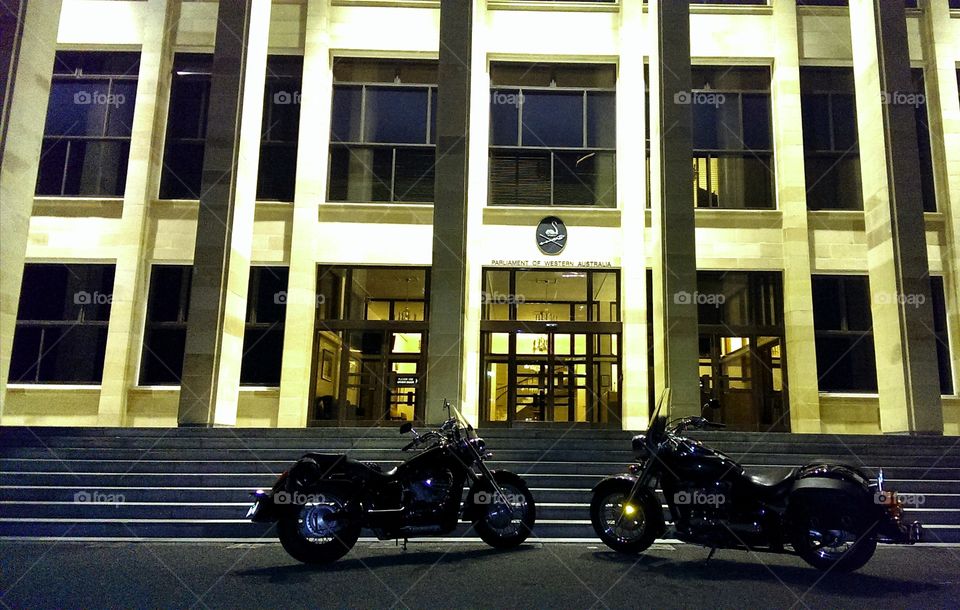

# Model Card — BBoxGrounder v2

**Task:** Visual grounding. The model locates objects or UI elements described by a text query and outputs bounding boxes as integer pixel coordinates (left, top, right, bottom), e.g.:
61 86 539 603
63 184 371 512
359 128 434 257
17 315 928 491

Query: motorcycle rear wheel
277 496 360 564
790 507 877 572
590 480 661 554
474 481 536 549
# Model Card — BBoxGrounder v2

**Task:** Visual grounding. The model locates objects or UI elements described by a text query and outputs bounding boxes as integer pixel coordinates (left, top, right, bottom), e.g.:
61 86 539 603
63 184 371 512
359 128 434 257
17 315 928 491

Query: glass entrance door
481 329 620 425
699 334 786 432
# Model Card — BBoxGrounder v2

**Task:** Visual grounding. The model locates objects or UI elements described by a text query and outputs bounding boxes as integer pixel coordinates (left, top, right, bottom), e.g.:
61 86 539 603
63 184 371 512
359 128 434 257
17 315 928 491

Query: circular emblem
536 216 567 255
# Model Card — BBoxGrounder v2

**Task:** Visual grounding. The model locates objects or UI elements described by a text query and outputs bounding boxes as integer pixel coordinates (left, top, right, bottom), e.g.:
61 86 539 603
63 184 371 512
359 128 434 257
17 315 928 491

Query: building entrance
480 269 622 426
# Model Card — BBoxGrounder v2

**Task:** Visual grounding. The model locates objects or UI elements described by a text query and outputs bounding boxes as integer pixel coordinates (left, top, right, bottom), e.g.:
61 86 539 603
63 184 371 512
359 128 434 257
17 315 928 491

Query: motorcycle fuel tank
665 441 743 484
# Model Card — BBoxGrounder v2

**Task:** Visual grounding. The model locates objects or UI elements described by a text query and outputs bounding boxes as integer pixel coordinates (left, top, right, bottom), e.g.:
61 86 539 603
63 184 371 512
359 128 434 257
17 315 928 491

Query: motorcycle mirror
399 422 413 435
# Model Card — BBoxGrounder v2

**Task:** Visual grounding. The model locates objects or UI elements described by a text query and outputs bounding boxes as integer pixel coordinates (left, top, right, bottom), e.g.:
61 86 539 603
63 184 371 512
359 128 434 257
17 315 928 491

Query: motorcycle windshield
646 388 670 446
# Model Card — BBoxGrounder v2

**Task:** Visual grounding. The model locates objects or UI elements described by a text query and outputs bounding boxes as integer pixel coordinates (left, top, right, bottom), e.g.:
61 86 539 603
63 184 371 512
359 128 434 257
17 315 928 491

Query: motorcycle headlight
631 434 649 460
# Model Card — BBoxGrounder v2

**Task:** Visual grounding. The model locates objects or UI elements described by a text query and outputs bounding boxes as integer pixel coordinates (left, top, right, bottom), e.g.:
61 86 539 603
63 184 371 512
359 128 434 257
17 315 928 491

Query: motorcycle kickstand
704 547 717 563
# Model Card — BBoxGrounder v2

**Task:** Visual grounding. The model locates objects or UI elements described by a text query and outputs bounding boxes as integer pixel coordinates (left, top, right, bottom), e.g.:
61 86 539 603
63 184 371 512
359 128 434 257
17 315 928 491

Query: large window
9 264 115 383
690 66 774 209
240 267 288 386
140 265 192 385
931 277 954 396
812 275 877 392
480 269 621 425
36 52 139 197
159 54 212 200
258 56 303 202
696 271 787 431
801 68 861 211
313 267 430 424
328 59 437 204
489 63 616 207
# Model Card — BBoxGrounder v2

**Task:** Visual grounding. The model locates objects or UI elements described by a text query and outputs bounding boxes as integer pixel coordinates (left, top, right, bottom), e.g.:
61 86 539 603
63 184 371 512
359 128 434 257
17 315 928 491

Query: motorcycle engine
671 482 732 535
403 467 455 522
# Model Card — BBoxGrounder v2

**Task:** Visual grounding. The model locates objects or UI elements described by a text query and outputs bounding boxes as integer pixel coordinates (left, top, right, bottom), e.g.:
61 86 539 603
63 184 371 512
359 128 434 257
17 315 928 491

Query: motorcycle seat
746 467 798 495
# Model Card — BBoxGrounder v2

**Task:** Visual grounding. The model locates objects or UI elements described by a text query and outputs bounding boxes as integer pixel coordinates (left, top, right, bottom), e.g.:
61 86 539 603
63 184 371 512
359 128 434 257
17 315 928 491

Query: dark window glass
489 63 616 207
930 277 953 395
812 275 878 392
241 267 289 385
140 265 192 385
36 52 139 197
364 88 428 144
328 59 436 203
9 264 115 383
258 56 303 202
911 69 936 212
801 68 863 210
690 66 774 209
159 54 212 200
521 91 583 148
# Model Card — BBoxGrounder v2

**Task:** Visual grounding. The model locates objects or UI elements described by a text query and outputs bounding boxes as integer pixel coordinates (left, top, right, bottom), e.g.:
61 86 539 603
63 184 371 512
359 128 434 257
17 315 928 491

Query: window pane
741 94 771 150
931 277 953 395
553 150 615 207
521 91 583 148
363 87 428 144
240 328 284 385
586 91 616 149
167 78 209 139
36 326 110 383
146 266 190 322
816 335 878 393
62 140 130 197
36 140 69 196
250 267 289 324
327 145 393 202
105 80 138 137
331 86 362 143
805 154 862 210
832 94 858 150
257 142 297 201
393 148 435 203
141 328 187 384
45 81 109 136
489 150 551 206
159 141 205 199
490 89 520 146
801 93 832 151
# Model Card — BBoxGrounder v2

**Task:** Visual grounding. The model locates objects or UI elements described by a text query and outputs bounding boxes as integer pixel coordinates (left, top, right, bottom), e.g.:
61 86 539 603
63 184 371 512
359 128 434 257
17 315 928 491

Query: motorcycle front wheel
474 481 536 549
590 480 661 554
790 506 877 572
277 492 361 564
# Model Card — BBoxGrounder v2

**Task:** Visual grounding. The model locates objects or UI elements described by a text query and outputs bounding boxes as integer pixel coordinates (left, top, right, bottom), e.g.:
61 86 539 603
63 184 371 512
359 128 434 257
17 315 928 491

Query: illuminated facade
1 0 959 434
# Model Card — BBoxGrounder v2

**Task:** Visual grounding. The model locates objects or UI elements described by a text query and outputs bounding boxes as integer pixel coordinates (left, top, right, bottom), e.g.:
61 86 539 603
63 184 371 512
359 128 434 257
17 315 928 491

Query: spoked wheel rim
297 498 347 543
598 491 647 544
482 483 530 538
804 516 859 560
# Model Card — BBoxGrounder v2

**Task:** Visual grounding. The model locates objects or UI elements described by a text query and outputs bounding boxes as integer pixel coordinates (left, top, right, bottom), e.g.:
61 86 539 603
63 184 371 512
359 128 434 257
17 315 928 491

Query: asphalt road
1 540 958 609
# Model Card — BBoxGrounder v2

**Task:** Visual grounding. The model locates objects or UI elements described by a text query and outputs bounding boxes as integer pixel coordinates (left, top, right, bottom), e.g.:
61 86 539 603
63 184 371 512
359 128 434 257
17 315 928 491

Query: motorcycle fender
591 474 638 494
462 470 530 523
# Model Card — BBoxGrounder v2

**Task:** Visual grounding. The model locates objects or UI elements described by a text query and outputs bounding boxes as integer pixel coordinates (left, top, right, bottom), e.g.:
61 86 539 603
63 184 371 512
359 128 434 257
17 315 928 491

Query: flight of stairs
1 426 957 543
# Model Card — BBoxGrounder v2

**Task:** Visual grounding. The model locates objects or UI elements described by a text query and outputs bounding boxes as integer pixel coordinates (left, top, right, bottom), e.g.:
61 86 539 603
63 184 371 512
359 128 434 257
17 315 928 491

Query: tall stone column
97 0 180 426
618 0 650 431
849 0 942 434
0 0 62 417
460 0 488 427
772 0 821 433
648 0 699 419
276 0 333 428
921 0 960 395
177 0 272 426
425 0 472 424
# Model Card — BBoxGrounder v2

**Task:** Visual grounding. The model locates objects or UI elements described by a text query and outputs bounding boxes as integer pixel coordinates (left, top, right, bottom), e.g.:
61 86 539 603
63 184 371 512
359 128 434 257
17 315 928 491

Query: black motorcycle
248 400 536 564
590 389 922 572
